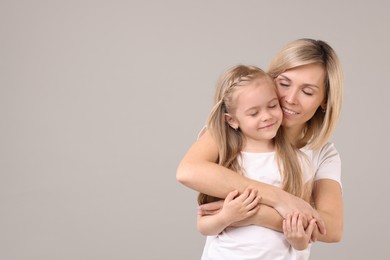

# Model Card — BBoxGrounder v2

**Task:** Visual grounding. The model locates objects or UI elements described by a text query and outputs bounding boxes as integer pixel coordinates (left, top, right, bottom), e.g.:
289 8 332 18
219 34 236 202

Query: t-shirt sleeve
314 143 342 185
197 125 208 140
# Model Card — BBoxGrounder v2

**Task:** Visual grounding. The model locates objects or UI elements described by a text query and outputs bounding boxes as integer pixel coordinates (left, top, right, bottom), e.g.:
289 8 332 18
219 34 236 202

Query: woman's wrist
255 182 285 208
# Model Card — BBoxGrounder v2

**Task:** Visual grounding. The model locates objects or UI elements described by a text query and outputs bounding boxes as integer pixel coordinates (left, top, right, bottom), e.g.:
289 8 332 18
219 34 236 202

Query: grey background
1 0 389 259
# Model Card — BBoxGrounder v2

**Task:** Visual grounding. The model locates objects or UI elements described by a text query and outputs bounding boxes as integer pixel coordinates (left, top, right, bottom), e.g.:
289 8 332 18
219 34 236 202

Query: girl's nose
261 110 272 121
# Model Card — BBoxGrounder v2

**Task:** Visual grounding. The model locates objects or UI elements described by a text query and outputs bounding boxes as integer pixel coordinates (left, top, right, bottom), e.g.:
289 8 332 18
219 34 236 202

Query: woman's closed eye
302 88 314 96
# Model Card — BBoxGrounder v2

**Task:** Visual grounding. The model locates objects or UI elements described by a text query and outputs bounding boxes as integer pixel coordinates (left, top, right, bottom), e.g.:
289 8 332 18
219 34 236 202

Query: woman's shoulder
197 125 208 140
301 142 338 154
301 142 340 164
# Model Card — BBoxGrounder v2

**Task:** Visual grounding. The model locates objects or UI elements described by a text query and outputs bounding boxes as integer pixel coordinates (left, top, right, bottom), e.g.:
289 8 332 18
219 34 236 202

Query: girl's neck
242 139 275 153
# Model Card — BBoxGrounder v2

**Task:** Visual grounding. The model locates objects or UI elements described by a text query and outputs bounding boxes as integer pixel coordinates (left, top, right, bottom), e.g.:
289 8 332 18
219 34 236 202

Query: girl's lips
259 122 276 129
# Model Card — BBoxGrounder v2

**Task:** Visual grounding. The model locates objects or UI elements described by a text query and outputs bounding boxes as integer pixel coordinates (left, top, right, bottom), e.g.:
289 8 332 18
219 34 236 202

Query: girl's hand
283 213 317 250
275 193 326 235
220 188 261 226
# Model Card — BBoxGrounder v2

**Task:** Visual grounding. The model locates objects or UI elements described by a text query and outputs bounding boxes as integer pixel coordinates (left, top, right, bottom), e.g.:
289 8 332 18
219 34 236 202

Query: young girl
197 65 317 259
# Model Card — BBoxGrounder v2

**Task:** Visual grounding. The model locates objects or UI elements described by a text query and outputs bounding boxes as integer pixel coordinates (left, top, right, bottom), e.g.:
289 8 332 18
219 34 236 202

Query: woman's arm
311 179 343 242
177 130 325 232
237 180 343 242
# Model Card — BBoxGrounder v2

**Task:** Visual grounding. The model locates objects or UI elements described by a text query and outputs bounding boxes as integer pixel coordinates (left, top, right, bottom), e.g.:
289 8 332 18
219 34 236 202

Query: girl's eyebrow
268 97 279 103
244 98 279 112
278 74 320 89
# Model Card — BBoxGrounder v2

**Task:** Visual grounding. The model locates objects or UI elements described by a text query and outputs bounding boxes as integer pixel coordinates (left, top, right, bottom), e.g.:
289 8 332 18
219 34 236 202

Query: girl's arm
197 189 261 235
229 203 284 232
177 130 325 232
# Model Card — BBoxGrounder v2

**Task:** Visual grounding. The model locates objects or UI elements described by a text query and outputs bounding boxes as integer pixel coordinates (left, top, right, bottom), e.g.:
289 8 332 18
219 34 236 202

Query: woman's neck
284 125 307 148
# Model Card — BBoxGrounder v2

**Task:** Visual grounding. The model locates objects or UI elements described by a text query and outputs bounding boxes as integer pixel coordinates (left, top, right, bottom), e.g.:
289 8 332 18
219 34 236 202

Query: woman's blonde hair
268 38 344 149
198 65 309 205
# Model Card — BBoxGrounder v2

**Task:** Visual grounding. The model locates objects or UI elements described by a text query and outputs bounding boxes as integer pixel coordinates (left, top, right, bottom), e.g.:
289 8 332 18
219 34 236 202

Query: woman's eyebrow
278 75 290 81
279 74 320 89
302 83 320 89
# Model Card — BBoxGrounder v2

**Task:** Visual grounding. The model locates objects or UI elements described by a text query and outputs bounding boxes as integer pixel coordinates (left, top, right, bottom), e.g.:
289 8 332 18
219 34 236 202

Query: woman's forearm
177 130 326 232
176 130 280 206
312 179 344 242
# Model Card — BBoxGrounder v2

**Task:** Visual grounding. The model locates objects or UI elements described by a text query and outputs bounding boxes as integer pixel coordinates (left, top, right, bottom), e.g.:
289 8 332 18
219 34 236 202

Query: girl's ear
225 113 238 130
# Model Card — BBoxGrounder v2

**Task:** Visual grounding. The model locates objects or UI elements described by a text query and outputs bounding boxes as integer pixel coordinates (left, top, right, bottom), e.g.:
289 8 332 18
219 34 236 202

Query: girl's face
226 78 282 151
274 63 327 133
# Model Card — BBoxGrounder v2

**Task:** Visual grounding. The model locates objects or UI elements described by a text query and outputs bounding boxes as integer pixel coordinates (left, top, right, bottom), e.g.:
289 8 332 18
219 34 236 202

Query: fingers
236 187 251 202
247 204 261 216
243 188 257 204
237 187 260 206
310 223 319 243
284 213 304 234
246 194 261 211
297 213 304 230
316 218 327 235
291 212 298 232
199 200 224 211
305 218 317 237
199 200 224 216
283 214 292 234
225 190 239 203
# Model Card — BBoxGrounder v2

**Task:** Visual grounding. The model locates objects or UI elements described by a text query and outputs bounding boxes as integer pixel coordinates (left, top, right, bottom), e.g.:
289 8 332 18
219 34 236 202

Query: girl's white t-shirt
200 141 341 260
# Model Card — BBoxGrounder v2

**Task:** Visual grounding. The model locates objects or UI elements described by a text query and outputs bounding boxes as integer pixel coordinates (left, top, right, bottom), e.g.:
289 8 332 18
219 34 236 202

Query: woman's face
274 63 327 132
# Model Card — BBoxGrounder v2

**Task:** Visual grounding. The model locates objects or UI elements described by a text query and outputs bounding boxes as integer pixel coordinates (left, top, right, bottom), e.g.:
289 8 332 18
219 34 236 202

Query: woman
176 38 344 243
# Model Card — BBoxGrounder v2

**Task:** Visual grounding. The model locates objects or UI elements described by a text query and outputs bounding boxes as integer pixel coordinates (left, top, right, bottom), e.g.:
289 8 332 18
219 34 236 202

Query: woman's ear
225 113 238 130
320 101 327 112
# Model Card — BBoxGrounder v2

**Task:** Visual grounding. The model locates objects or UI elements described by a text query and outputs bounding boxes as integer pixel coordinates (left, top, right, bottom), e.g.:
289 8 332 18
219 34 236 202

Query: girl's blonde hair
198 65 309 205
268 38 344 149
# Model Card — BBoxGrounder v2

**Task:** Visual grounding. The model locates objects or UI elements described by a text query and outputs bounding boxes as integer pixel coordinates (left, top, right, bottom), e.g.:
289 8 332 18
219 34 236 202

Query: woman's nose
285 90 298 105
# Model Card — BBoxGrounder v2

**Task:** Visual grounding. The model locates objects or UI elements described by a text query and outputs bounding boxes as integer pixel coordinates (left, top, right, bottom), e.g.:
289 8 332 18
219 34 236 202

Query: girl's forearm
197 214 229 236
253 204 284 232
